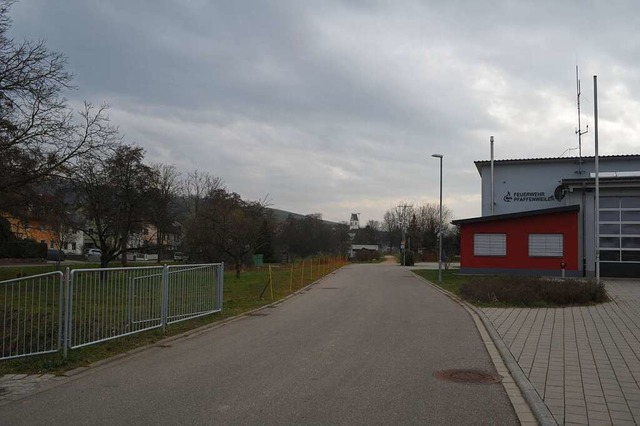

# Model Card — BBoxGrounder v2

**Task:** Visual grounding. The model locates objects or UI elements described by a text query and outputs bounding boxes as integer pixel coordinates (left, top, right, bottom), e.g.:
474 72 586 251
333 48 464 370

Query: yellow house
3 214 82 253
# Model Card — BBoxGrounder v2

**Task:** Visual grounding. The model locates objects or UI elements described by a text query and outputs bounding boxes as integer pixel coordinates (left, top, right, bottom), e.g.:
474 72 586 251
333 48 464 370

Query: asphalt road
0 264 518 425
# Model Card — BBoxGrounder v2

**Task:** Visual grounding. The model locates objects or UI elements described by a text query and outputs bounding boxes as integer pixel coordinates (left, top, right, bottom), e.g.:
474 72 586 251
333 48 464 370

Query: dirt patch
382 255 396 265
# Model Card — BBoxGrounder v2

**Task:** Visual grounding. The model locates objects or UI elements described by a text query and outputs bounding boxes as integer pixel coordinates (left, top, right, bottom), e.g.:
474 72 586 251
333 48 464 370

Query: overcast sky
8 1 640 223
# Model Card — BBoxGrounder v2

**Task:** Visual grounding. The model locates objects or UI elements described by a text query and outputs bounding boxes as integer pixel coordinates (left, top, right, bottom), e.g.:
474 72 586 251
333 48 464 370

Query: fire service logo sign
503 191 556 202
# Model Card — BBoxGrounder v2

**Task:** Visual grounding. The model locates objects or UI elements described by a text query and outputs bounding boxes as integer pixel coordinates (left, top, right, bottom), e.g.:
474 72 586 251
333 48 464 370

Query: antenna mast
576 65 588 174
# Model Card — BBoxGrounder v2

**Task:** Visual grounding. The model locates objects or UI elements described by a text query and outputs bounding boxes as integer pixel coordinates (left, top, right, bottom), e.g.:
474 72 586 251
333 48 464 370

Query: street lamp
432 154 443 284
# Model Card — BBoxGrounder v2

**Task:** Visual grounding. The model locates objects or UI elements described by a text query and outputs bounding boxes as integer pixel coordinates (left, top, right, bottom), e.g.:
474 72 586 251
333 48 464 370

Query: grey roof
474 154 640 175
451 205 580 226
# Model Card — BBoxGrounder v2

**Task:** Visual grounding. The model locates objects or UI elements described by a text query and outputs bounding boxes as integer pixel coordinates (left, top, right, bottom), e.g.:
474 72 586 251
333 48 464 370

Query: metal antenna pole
576 66 588 174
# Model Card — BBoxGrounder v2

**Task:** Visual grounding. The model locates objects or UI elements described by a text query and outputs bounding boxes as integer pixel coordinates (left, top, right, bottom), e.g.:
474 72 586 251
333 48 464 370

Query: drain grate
434 369 502 384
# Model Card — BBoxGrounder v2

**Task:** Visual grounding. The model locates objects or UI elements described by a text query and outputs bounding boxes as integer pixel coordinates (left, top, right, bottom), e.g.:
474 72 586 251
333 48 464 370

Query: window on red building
474 234 506 256
529 234 563 257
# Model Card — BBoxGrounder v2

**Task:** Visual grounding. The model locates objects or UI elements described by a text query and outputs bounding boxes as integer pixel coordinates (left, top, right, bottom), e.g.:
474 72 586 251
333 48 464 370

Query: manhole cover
434 369 502 384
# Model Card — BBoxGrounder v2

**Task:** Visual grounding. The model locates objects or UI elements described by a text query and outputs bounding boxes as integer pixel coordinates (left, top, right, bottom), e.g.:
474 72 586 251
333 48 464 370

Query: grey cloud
8 0 640 223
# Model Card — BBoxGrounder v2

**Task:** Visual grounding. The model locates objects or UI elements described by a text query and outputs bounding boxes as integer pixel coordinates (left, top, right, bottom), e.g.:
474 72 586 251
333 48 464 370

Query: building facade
453 155 640 278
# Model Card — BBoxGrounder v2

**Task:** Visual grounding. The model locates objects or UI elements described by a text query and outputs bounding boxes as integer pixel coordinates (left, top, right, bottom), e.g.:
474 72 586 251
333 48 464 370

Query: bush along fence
1 263 223 360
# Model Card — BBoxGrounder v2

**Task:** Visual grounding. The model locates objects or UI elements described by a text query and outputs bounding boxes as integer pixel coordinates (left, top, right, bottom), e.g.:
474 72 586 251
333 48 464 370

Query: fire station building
452 155 640 278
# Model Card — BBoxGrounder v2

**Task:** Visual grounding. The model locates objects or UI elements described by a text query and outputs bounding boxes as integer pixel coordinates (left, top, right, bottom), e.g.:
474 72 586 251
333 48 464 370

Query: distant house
3 213 83 255
349 244 379 259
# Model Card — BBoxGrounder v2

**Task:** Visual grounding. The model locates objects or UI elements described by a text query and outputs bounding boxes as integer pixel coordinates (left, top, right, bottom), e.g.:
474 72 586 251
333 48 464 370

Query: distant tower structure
349 213 360 230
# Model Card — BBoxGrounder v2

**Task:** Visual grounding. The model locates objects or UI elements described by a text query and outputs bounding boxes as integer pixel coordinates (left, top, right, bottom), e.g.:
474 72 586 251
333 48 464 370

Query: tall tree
204 190 268 278
256 217 275 263
148 163 181 261
383 205 413 250
72 144 154 267
0 2 114 212
274 214 349 259
180 170 224 261
415 203 453 252
353 220 381 245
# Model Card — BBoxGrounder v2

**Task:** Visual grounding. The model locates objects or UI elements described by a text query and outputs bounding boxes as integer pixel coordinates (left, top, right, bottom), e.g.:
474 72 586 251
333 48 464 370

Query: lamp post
432 154 443 284
594 75 600 282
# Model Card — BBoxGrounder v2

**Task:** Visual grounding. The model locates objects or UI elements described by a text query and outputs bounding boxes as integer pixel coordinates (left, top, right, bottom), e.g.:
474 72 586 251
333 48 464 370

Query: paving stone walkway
483 279 640 425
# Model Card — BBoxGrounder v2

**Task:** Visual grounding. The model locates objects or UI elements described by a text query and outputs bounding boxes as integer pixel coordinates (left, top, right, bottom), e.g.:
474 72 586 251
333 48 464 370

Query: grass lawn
412 269 467 298
0 257 345 375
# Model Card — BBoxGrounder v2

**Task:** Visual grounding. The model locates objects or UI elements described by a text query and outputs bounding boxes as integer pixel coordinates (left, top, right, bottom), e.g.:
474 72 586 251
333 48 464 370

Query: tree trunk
121 238 128 266
156 231 162 263
235 261 241 279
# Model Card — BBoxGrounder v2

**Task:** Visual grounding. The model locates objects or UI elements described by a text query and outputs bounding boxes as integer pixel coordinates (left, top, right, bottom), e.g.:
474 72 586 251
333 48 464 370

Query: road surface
0 263 517 425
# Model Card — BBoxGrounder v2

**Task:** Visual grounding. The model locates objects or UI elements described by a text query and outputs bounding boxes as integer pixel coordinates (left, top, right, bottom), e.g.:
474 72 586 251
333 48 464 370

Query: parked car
85 248 102 260
46 248 66 262
173 252 189 261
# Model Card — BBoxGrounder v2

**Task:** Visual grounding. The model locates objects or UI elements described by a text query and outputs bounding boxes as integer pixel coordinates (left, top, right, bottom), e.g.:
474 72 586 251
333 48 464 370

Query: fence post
289 263 293 293
63 267 71 358
127 276 133 329
218 262 224 310
300 260 305 288
268 265 274 300
161 264 169 331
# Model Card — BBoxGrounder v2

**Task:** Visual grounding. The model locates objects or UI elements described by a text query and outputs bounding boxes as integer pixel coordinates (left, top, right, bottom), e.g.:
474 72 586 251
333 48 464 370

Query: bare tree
180 170 224 261
72 144 154 268
0 2 115 211
274 213 349 260
209 192 268 278
353 219 381 245
148 163 181 261
383 205 414 250
414 203 453 252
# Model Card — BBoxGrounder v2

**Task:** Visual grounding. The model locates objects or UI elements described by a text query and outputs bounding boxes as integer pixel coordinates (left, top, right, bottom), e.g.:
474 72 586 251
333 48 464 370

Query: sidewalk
483 279 640 425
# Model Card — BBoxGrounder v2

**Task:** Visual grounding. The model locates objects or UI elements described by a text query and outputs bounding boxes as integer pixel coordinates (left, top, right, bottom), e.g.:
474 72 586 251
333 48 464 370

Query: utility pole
432 154 444 284
398 204 410 266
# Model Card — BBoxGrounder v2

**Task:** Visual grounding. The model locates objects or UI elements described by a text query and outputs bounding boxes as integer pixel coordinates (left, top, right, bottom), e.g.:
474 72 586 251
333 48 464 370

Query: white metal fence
166 264 223 324
1 271 64 360
1 263 223 360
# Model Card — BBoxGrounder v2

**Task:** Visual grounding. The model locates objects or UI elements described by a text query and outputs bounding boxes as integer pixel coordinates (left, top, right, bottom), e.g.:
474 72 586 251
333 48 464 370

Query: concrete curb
473 308 557 426
411 272 557 426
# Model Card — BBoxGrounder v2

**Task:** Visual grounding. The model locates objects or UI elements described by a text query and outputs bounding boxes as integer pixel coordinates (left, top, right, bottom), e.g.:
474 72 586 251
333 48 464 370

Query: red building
452 205 580 276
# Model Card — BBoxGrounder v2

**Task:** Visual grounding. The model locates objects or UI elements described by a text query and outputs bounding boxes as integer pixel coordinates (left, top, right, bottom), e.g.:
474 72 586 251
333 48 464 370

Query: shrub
396 250 415 266
0 240 47 259
355 249 380 262
459 276 608 306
